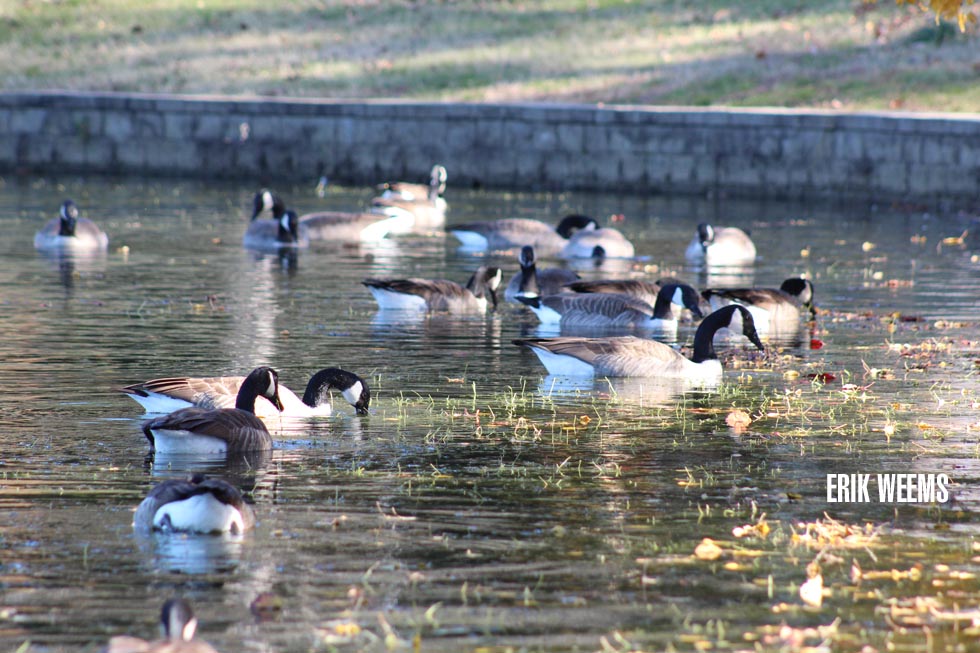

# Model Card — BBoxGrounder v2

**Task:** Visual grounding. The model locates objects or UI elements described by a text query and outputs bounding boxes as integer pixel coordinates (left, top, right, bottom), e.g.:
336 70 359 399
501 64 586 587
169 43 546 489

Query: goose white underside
149 429 228 455
449 230 489 251
359 212 416 240
526 348 597 377
528 303 564 326
127 391 197 414
368 287 428 311
34 233 108 252
153 493 245 534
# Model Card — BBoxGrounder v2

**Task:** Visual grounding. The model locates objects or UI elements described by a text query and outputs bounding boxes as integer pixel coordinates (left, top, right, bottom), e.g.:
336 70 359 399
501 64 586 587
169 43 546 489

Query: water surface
1 175 979 652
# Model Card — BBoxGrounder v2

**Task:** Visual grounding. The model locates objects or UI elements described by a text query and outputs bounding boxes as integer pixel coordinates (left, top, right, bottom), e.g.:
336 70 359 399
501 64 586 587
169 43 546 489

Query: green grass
0 0 976 112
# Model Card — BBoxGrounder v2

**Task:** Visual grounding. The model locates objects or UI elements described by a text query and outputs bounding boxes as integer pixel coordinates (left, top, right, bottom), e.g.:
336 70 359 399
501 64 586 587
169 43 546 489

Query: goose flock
34 164 821 650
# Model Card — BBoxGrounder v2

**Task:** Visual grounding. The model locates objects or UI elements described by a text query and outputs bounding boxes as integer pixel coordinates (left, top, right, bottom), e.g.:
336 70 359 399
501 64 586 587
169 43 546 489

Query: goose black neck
691 307 733 363
651 284 678 319
235 367 275 413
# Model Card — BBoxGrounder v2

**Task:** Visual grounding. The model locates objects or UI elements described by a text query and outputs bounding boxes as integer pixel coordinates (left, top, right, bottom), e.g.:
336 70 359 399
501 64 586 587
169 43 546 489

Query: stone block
103 111 134 141
163 113 196 140
10 108 46 134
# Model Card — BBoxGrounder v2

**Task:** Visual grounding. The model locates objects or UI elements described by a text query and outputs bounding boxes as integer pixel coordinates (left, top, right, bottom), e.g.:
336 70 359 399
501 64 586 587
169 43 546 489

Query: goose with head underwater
363 265 502 314
370 164 448 232
121 367 370 417
559 215 635 260
448 214 598 256
684 223 757 266
516 282 703 332
134 474 255 535
504 245 580 303
140 366 283 456
513 304 764 379
34 199 109 252
104 598 220 653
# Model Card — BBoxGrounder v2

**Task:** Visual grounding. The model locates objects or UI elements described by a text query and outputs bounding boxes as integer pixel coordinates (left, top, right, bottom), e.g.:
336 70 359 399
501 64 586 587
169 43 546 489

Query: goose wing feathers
122 376 246 410
703 288 793 309
142 407 272 452
520 336 686 377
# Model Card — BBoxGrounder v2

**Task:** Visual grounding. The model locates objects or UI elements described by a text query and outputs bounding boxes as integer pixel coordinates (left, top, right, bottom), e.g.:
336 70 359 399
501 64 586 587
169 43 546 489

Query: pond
1 174 979 652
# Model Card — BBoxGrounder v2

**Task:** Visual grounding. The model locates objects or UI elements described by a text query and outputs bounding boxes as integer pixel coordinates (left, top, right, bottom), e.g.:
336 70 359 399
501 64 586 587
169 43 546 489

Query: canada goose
565 279 664 306
369 195 445 232
371 164 448 231
363 265 502 314
513 304 764 378
243 208 305 250
33 200 109 252
701 277 816 334
566 277 709 321
134 474 255 535
504 245 580 303
249 189 409 244
140 366 283 455
448 214 597 255
105 598 219 653
516 283 703 330
121 367 370 417
378 164 447 201
685 223 757 266
560 221 635 259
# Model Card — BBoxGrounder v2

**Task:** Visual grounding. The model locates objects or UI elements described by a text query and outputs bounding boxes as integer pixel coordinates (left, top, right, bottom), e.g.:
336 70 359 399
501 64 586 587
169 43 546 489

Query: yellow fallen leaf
694 538 723 561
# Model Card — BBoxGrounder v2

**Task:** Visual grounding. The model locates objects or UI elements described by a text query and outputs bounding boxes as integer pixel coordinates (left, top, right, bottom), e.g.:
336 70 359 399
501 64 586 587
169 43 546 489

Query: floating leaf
694 538 723 561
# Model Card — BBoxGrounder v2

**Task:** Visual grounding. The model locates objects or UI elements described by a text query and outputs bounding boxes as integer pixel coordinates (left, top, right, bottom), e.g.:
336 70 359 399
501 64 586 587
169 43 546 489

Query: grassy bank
0 0 976 112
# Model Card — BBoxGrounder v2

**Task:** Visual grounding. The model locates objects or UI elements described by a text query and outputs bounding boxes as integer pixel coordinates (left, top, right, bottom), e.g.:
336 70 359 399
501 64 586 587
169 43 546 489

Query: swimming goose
513 305 764 379
504 245 580 303
701 277 816 334
516 283 703 330
378 164 448 202
140 366 283 455
105 598 219 653
134 474 255 535
122 367 370 417
684 223 757 266
363 265 502 314
249 189 409 243
34 200 109 252
448 214 597 255
371 164 448 231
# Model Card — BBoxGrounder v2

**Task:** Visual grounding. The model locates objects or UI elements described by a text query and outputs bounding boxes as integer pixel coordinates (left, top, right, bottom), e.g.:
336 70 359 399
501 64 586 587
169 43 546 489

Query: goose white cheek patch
342 382 363 408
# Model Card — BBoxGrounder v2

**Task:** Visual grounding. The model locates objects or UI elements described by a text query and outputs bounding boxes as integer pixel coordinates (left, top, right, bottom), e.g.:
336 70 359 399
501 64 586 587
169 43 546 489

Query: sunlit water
1 175 979 652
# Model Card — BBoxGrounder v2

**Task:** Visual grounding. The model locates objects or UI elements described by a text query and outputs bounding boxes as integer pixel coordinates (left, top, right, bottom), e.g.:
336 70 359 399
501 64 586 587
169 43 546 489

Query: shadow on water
1 176 980 651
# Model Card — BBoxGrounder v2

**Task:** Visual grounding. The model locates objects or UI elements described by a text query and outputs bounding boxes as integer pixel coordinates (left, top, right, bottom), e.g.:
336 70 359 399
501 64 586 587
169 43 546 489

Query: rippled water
2 175 979 652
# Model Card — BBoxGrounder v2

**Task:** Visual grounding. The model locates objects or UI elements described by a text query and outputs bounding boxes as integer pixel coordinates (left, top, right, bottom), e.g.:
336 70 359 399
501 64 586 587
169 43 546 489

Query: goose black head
240 366 284 412
160 598 198 642
696 223 715 251
780 277 816 317
731 305 765 351
58 200 79 237
303 368 372 416
252 189 286 220
657 283 704 319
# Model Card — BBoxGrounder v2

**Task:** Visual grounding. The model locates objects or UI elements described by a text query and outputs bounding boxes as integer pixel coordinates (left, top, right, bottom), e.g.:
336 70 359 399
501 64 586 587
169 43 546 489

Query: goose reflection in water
536 373 721 407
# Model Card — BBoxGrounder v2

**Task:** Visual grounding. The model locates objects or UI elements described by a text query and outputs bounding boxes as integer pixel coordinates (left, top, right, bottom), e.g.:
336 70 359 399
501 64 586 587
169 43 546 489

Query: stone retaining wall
0 91 977 206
